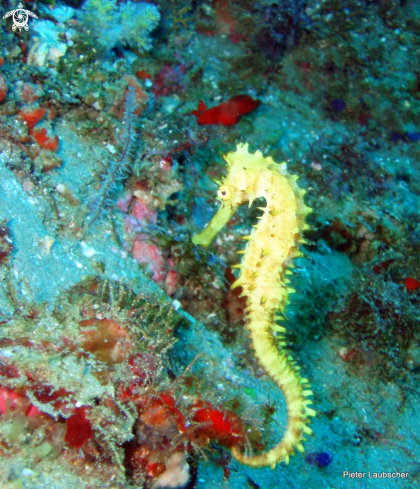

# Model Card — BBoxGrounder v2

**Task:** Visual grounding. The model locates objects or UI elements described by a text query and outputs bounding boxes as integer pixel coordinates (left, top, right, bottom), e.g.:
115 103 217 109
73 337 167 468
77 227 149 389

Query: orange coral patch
30 127 59 151
18 107 46 129
79 318 128 363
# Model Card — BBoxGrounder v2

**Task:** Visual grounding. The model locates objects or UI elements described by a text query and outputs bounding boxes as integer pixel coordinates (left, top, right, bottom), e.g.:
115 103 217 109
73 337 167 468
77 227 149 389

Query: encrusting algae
192 143 316 469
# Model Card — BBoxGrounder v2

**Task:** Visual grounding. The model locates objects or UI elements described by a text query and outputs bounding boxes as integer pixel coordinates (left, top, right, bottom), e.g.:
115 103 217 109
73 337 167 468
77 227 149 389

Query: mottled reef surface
0 1 419 488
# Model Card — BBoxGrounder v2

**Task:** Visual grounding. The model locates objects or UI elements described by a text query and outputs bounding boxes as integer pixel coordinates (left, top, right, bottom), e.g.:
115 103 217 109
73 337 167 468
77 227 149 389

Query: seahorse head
192 143 262 247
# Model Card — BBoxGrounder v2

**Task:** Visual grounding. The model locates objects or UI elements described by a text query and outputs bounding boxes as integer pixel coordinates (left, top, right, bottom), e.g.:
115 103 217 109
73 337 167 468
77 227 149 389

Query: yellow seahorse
192 143 315 469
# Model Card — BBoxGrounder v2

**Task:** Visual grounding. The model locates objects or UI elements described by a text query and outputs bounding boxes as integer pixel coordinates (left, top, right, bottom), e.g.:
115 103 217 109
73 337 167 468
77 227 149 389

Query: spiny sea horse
192 143 315 469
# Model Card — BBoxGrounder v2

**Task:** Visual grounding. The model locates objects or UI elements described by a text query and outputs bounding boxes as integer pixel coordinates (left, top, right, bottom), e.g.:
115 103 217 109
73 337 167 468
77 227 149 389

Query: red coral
373 260 391 274
136 69 152 80
192 401 246 448
146 462 165 478
192 95 261 125
0 284 253 487
0 386 24 415
0 73 8 103
30 127 59 151
140 393 187 435
65 407 94 449
32 384 71 411
403 277 419 291
18 107 46 129
0 362 19 379
25 404 41 418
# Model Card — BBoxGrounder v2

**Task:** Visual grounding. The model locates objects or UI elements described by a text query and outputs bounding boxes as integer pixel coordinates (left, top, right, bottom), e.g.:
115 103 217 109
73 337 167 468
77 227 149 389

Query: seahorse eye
217 185 232 200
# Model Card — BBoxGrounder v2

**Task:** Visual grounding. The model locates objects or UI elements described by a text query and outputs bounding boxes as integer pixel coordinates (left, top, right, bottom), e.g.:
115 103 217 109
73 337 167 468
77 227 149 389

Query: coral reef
80 0 160 52
0 279 256 488
0 0 419 486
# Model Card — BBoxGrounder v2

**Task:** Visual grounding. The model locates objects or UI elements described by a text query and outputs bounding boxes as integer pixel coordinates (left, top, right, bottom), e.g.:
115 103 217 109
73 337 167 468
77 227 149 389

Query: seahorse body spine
192 143 315 469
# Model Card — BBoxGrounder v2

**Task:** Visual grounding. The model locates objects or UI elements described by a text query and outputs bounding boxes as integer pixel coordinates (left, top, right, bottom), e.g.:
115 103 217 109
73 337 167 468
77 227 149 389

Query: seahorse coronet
192 143 314 469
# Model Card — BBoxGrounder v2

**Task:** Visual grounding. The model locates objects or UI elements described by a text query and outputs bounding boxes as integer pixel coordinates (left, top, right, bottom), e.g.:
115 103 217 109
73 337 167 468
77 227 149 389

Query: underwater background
0 0 419 488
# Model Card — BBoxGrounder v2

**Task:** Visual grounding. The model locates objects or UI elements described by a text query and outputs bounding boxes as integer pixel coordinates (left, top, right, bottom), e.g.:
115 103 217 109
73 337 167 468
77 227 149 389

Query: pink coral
132 238 166 283
0 386 22 415
132 196 157 224
165 259 178 296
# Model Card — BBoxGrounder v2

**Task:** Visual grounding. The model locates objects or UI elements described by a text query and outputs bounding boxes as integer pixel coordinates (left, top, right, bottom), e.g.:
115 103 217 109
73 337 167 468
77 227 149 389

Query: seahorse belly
192 143 315 468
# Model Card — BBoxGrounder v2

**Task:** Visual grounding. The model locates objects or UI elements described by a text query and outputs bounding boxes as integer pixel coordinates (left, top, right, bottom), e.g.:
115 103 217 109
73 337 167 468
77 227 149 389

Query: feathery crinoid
83 87 137 235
